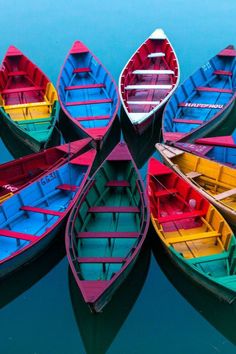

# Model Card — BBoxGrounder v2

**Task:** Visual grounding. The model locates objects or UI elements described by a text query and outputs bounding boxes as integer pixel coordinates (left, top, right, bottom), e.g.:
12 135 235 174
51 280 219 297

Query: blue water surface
0 0 236 353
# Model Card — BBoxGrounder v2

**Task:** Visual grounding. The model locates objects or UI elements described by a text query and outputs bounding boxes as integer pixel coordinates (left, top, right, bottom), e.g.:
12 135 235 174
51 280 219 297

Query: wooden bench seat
56 184 78 192
173 118 204 124
106 180 130 187
66 98 112 106
196 87 233 93
154 188 177 197
167 231 221 244
73 67 91 74
2 86 44 95
65 83 105 90
158 209 206 223
77 257 125 263
186 171 202 179
214 188 236 201
21 205 63 216
0 228 38 242
88 206 140 213
75 115 110 121
77 231 139 238
8 71 26 77
214 70 232 76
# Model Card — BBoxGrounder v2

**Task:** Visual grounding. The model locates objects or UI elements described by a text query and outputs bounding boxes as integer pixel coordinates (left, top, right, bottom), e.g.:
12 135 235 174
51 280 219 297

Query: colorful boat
66 142 150 312
0 147 96 279
156 143 236 227
119 29 180 135
174 138 236 168
0 138 92 204
162 46 236 143
57 41 120 148
0 46 59 152
147 157 236 304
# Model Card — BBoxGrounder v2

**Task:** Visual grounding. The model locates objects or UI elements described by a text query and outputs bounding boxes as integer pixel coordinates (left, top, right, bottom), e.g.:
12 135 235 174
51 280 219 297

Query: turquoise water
1 0 236 353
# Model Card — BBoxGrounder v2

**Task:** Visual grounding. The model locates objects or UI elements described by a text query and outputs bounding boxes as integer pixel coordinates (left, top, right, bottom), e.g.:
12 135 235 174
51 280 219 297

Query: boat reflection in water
151 231 236 346
69 241 151 354
120 106 162 169
0 234 65 309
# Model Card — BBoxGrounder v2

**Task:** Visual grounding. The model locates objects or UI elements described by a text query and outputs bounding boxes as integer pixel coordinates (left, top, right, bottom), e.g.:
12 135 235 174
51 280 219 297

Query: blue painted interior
0 162 87 261
206 145 236 167
58 51 119 129
163 53 236 135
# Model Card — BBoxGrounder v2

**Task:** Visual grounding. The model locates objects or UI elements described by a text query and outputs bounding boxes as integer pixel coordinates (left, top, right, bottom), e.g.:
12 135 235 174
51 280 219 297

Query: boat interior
58 49 118 130
70 160 147 281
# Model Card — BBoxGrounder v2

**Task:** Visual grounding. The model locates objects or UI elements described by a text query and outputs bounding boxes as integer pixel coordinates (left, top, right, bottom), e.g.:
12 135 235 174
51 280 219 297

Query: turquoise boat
66 142 150 312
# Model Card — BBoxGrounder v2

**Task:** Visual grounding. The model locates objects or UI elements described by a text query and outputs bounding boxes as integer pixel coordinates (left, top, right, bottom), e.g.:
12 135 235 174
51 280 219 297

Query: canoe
147 157 236 304
0 138 92 204
174 139 236 168
57 41 120 148
119 28 180 135
0 147 96 279
156 143 236 227
162 45 236 143
0 46 59 152
66 142 150 312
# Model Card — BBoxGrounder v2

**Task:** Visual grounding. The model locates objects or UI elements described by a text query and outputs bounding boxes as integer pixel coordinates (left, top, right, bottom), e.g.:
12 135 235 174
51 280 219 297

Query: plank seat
187 251 228 264
214 188 236 201
65 83 105 90
88 206 140 213
106 180 130 187
8 71 26 77
73 67 91 74
214 70 232 76
167 231 221 244
77 231 139 238
179 102 223 109
6 101 52 110
21 205 63 216
2 86 44 95
56 184 78 192
148 52 165 58
77 257 125 263
154 188 177 197
158 209 206 223
132 69 174 75
127 100 160 105
173 118 204 124
0 228 38 242
125 84 172 90
16 117 52 125
186 171 202 178
66 98 112 106
75 115 110 121
196 87 233 94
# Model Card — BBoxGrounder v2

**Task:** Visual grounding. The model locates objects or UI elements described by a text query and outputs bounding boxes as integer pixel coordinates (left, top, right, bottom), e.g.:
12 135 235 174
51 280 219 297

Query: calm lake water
0 1 236 353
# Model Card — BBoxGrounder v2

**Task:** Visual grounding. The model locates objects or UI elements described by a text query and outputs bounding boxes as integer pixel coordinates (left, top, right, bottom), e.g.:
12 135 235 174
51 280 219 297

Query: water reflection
69 241 151 354
0 235 65 309
151 230 236 346
120 107 162 169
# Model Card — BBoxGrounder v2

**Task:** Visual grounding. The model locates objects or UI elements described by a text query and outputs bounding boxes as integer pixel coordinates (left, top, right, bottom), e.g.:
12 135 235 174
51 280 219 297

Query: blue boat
0 149 96 278
57 41 120 148
162 46 236 143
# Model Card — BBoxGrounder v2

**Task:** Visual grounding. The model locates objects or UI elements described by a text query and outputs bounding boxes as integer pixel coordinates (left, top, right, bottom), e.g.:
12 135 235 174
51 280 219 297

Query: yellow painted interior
152 205 233 259
2 82 58 121
170 151 236 212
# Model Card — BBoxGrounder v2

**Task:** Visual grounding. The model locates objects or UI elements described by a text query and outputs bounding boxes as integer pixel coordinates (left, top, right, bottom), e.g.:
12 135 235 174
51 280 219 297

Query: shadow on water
151 228 236 346
120 107 162 169
0 234 65 309
68 240 151 354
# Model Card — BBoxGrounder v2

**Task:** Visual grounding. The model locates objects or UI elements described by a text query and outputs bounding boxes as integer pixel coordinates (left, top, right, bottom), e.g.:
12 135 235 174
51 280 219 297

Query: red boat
119 28 180 134
0 138 92 203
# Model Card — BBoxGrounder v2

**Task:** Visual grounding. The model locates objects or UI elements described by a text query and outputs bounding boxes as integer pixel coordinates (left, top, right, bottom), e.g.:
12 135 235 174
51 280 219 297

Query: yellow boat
156 143 236 227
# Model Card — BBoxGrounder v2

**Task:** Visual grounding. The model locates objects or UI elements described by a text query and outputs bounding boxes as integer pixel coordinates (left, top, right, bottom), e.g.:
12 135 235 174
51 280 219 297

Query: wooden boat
174 139 236 168
66 142 150 312
0 46 59 152
0 147 96 279
57 41 120 148
162 45 236 143
0 138 92 204
147 157 236 304
119 29 180 135
156 143 236 227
